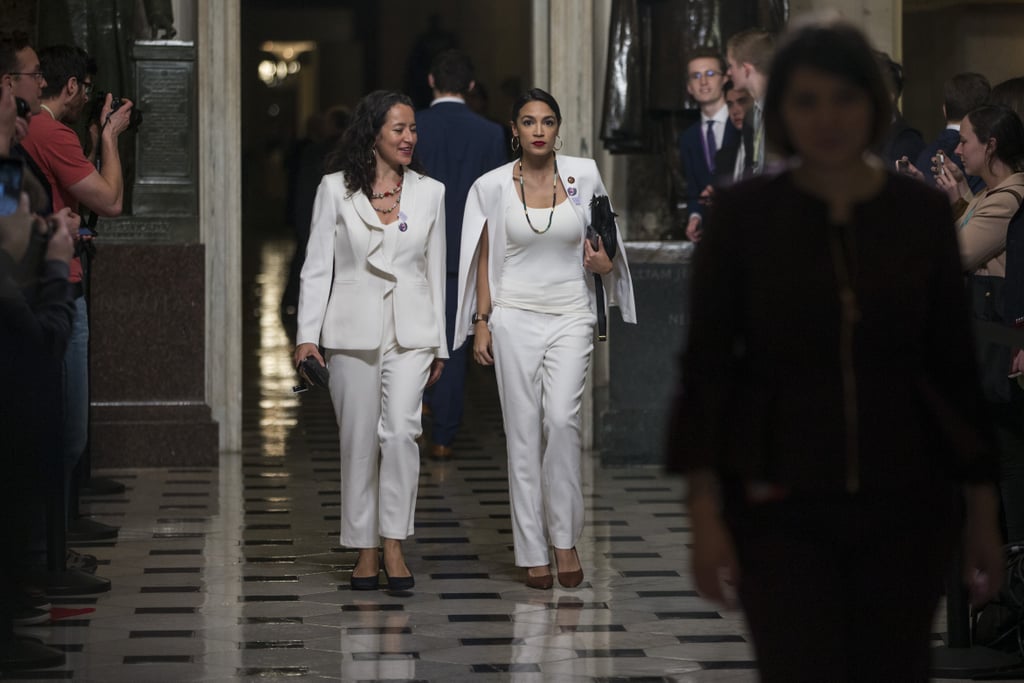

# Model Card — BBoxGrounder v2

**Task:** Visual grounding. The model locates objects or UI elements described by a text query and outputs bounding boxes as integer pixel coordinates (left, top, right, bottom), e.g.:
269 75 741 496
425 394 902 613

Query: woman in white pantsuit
455 89 636 589
295 91 448 592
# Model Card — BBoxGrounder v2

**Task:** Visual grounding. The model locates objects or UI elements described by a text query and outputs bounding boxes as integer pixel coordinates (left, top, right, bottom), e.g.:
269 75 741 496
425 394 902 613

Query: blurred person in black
668 20 1004 681
1 74 76 672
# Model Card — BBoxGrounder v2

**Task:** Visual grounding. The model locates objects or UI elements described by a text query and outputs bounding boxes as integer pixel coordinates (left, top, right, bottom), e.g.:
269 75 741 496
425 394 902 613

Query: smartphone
0 157 25 217
895 158 910 173
15 96 30 119
936 150 946 175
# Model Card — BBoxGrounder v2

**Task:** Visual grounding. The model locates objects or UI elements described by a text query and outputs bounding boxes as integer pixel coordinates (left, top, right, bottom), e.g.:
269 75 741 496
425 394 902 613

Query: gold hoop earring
510 136 520 153
554 135 563 151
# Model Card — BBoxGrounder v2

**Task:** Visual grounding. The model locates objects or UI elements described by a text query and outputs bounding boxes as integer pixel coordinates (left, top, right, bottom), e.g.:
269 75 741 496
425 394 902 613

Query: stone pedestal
84 36 217 467
597 242 692 466
88 244 218 467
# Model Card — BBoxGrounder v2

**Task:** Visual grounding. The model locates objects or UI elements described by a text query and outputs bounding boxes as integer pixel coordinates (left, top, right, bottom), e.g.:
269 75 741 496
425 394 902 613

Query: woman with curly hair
295 90 447 592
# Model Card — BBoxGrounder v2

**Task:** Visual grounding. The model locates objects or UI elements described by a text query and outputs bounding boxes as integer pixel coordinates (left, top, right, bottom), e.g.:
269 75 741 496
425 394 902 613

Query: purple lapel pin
398 211 408 232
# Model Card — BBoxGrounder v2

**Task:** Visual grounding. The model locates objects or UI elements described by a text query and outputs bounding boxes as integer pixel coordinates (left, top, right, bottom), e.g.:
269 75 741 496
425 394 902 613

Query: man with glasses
679 48 737 243
0 31 48 148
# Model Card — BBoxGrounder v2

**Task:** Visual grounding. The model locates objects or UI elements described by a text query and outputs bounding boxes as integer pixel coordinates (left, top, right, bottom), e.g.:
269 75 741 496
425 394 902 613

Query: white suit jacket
454 155 636 350
297 170 449 358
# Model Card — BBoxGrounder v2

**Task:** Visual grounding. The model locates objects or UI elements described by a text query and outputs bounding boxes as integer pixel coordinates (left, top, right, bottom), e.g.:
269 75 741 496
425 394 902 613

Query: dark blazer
881 114 926 166
666 171 997 492
415 101 506 276
679 118 739 217
914 127 985 195
714 123 753 186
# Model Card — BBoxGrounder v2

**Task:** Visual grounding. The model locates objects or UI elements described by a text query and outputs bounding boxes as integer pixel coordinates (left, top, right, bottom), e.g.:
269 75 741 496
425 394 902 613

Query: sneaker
66 549 98 574
0 636 65 671
11 606 50 627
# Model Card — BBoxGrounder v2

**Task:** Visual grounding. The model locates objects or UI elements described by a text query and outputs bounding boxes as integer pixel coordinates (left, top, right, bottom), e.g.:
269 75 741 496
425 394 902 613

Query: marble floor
3 241 1007 681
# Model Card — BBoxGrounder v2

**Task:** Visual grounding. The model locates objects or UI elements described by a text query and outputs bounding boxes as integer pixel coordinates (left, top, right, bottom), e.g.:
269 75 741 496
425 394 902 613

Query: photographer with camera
20 44 132 552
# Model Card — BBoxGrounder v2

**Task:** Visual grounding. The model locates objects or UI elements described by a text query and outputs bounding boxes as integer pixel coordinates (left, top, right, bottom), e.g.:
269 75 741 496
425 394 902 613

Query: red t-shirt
21 110 96 283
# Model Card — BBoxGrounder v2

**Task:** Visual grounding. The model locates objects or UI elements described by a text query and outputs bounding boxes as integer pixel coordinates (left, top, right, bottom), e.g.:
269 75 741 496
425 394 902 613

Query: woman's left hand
426 359 445 388
584 236 613 275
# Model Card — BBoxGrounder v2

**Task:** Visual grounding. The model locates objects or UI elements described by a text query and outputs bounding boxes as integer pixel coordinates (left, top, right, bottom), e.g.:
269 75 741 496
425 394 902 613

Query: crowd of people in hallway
7 8 1024 680
2 29 135 672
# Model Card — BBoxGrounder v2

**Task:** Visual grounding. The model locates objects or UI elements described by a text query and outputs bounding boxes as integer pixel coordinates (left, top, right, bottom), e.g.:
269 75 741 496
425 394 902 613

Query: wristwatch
472 312 490 324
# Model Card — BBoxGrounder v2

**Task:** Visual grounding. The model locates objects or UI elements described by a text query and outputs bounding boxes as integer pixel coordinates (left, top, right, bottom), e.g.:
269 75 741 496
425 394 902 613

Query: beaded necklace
370 179 403 200
516 155 559 234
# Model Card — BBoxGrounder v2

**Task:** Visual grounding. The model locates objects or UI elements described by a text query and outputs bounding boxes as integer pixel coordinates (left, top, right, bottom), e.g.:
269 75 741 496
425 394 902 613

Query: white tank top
495 192 591 316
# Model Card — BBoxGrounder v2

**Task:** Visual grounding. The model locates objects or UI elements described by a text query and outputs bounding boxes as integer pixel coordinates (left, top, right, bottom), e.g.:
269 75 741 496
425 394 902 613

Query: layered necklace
516 154 559 234
371 175 403 214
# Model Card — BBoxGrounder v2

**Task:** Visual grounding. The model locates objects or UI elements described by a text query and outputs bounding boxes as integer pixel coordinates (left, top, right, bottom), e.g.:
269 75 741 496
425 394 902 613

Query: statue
36 0 177 97
143 0 176 40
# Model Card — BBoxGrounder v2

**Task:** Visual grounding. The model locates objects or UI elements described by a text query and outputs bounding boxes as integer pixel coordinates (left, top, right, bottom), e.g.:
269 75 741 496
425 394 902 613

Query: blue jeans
63 295 89 485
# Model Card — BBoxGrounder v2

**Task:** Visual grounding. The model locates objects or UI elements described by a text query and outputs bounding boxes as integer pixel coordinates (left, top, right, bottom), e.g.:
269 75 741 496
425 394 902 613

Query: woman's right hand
935 165 963 205
294 342 325 369
473 325 493 366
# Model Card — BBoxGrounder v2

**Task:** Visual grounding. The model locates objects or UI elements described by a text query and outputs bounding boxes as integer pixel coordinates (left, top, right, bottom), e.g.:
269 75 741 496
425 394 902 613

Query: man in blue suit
679 48 738 243
912 72 989 194
416 49 505 460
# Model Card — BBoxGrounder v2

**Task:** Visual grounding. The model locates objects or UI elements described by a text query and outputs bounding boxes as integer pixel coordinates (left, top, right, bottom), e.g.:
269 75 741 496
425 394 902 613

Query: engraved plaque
130 41 198 225
137 63 192 178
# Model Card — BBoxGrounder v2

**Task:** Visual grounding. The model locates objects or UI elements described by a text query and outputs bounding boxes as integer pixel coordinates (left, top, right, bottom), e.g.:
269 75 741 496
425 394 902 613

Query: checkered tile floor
4 241 984 681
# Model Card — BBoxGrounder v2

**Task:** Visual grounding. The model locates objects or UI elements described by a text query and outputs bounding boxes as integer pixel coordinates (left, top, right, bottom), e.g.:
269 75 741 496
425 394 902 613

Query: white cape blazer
297 169 449 358
454 155 637 350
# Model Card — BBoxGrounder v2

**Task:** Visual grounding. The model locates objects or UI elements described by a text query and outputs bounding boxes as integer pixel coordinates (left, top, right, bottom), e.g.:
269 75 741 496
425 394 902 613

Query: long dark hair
762 21 892 157
965 104 1024 174
324 90 424 197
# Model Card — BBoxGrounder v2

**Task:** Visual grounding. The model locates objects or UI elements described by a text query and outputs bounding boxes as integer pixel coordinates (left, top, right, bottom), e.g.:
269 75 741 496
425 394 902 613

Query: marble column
198 0 243 453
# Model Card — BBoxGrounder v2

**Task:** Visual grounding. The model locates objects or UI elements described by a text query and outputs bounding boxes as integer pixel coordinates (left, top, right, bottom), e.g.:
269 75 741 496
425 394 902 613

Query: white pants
326 294 434 548
489 306 594 567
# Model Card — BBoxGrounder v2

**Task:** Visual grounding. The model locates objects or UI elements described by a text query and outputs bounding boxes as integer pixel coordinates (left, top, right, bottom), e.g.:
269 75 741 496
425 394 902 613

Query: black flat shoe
350 573 379 591
384 569 415 592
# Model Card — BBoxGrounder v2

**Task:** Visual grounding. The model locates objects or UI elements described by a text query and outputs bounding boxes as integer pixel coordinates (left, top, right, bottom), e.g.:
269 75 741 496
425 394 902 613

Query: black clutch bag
587 195 618 341
293 356 330 393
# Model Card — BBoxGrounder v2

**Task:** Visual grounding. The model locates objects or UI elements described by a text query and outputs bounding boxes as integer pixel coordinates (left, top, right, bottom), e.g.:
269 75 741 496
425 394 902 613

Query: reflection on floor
5 241 974 681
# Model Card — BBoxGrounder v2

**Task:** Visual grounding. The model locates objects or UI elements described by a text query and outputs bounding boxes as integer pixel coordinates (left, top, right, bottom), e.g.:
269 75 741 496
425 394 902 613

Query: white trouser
326 293 434 548
489 305 594 567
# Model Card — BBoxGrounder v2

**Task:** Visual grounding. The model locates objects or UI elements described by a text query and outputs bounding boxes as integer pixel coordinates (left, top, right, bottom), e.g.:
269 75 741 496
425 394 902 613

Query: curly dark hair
324 90 424 198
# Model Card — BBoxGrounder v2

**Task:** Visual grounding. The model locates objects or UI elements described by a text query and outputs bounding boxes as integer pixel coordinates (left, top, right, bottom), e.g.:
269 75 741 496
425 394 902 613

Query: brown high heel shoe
525 567 554 590
556 548 583 588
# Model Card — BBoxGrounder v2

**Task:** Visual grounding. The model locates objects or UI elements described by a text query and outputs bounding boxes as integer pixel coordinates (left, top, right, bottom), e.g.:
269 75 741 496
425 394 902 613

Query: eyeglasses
9 71 44 82
689 69 722 82
81 80 93 96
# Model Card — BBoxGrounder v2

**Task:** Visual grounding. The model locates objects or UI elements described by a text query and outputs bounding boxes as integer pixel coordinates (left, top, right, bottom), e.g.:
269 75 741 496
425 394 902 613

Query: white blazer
454 155 637 350
297 169 449 358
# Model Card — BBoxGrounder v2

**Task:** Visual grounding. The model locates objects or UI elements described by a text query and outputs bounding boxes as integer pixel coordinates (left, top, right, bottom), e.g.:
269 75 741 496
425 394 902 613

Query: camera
89 92 143 131
14 96 30 119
